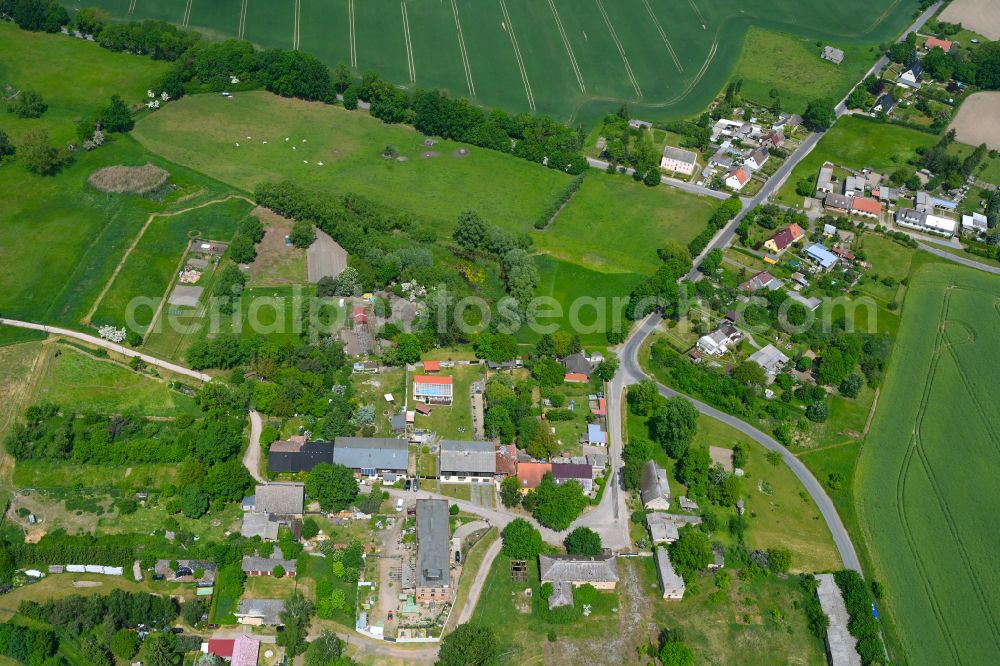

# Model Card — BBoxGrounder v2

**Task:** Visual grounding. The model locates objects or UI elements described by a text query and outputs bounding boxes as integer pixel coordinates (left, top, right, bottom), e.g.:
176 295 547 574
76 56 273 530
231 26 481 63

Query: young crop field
70 0 915 123
857 262 1000 664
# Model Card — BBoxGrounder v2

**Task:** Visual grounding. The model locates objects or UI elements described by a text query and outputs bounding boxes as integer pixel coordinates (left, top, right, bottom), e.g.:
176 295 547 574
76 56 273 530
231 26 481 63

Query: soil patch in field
939 0 1000 40
88 164 170 194
949 92 1000 150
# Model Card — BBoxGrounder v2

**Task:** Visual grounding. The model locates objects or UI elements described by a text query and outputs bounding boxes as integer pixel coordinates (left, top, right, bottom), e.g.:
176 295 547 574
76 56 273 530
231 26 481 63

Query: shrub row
833 570 886 665
534 174 585 229
689 195 743 257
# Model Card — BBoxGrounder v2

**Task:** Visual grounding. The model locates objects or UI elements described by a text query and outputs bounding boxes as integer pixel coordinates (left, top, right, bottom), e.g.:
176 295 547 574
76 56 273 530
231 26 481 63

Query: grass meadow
777 116 938 206
534 174 718 275
74 0 916 124
856 262 1000 664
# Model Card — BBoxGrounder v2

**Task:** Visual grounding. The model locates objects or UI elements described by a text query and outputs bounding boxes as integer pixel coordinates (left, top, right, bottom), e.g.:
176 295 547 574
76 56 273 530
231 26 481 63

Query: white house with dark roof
697 324 742 356
640 460 670 510
438 440 496 483
660 146 698 175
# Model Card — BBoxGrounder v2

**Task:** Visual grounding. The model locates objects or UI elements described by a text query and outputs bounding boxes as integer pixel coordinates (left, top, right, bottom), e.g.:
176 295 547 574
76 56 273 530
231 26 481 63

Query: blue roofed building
804 243 840 270
587 423 608 446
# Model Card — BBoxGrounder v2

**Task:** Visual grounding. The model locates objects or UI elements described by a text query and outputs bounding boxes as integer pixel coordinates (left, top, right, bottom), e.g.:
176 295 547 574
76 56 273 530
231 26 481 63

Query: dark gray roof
661 146 698 164
253 484 304 515
416 499 450 589
562 353 592 377
241 554 297 574
439 440 496 474
539 554 618 584
235 599 285 625
640 461 670 507
333 437 409 471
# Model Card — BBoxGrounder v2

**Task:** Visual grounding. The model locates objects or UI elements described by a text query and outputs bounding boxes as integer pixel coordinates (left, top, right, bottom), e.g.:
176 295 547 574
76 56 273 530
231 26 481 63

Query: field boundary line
83 195 254 325
449 0 475 96
348 0 357 67
293 0 301 50
546 0 585 93
182 0 192 27
861 387 880 437
594 0 642 98
401 2 415 83
128 0 137 16
238 0 248 40
641 0 682 73
498 0 535 111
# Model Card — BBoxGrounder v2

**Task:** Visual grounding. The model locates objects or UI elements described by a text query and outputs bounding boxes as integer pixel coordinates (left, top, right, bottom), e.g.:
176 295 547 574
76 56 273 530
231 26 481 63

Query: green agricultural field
71 0 916 124
857 262 1000 665
32 344 199 417
535 174 717 275
730 27 880 114
132 91 570 232
0 21 169 145
90 197 254 331
777 116 938 206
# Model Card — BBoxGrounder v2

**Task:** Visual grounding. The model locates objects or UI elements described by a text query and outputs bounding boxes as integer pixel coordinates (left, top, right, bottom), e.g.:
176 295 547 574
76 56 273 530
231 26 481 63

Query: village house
562 352 593 378
352 361 379 374
539 554 619 609
746 147 769 171
267 436 334 473
551 463 594 493
815 162 835 194
895 208 957 236
760 130 784 149
415 499 452 604
898 62 923 89
821 46 844 64
438 440 496 483
516 462 552 492
962 212 988 234
647 512 703 545
925 36 953 52
205 635 260 666
697 323 742 356
660 146 699 175
586 423 608 446
844 175 866 197
850 197 883 219
739 270 781 292
332 437 409 480
154 559 216 583
242 547 297 577
240 513 280 541
655 547 686 600
640 460 670 510
747 344 790 378
805 243 840 270
244 483 304 517
413 375 453 405
235 599 285 626
725 165 750 191
824 192 852 213
763 224 804 254
872 93 896 115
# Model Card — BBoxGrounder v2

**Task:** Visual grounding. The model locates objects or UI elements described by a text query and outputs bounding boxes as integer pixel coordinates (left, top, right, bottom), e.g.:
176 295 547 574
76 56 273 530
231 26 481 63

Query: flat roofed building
415 499 452 604
438 440 496 482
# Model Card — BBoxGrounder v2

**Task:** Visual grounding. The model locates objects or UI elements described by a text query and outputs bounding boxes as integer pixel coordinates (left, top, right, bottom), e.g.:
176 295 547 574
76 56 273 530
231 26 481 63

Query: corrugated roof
640 461 670 507
333 437 409 471
416 499 450 589
539 555 618 584
253 484 304 515
439 440 496 474
551 463 592 481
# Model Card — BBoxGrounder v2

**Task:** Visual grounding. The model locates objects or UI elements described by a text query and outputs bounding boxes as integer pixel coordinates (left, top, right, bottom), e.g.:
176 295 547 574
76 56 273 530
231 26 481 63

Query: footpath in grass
90 197 255 331
856 262 1000 664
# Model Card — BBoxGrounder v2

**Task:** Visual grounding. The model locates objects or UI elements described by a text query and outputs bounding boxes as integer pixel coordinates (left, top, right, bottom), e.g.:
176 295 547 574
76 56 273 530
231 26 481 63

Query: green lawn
133 91 571 233
777 116 938 206
856 262 1000 664
408 364 484 440
731 27 879 114
855 233 916 279
525 255 644 346
31 344 199 417
13 461 179 492
0 22 170 145
534 174 717 275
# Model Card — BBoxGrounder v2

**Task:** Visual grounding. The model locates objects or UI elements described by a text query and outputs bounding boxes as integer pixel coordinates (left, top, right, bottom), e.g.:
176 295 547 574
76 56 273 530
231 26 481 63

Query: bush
8 90 47 118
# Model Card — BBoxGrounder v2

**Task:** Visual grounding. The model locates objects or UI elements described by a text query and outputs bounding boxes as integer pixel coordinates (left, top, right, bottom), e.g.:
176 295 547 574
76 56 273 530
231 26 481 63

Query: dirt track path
83 194 254 324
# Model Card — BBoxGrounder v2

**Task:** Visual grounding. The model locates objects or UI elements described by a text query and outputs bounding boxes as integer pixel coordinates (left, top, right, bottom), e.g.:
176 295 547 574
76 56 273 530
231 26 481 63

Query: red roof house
423 360 441 372
207 639 235 659
925 36 953 52
564 372 589 383
516 462 552 491
352 306 368 325
413 375 454 405
850 197 883 218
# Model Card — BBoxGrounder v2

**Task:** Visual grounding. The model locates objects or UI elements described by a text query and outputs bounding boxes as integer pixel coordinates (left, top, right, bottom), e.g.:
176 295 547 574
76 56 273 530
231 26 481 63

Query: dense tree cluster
0 0 68 33
482 373 537 449
305 463 358 512
523 473 588 530
689 195 743 257
501 518 543 559
0 623 58 664
834 570 886 665
5 530 137 568
563 527 602 556
5 399 246 467
917 130 988 191
596 108 663 185
437 623 500 666
627 241 694 320
19 590 179 636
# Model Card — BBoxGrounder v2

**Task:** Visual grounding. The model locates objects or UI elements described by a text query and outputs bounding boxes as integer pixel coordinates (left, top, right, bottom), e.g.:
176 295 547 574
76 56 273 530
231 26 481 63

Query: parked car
395 498 404 512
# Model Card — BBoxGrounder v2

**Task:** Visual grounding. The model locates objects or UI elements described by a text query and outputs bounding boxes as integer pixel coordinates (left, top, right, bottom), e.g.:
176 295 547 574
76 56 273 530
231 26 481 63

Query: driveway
244 410 266 483
306 229 348 283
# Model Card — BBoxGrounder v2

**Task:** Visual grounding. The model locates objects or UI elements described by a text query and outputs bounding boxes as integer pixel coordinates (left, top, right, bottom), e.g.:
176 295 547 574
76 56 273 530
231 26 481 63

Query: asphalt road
917 242 1000 274
586 156 731 200
619 312 863 572
0 317 212 382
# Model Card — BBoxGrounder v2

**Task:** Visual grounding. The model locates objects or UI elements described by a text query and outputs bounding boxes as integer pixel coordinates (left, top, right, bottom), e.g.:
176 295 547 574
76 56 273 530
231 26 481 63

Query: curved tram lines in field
894 285 1000 660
